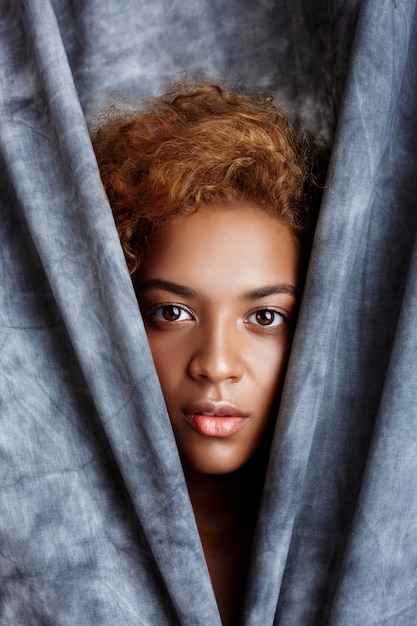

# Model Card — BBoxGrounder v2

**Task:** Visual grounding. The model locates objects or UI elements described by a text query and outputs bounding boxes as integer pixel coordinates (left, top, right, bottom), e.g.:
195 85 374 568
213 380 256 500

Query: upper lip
183 401 248 418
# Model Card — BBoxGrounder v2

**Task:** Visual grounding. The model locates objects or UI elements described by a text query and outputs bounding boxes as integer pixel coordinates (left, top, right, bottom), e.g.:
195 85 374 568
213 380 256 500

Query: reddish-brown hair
91 81 324 274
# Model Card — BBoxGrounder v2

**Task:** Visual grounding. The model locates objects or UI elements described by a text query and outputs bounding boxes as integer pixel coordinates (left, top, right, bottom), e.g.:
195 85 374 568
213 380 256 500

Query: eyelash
147 303 194 323
144 303 290 329
246 309 287 328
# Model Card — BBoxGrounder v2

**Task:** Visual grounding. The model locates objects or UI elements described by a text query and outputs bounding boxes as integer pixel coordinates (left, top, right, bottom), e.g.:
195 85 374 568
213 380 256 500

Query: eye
246 308 286 328
149 304 194 323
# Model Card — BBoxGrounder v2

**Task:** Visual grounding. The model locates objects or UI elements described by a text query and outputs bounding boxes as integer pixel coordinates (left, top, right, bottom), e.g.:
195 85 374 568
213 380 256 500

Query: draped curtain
1 1 416 624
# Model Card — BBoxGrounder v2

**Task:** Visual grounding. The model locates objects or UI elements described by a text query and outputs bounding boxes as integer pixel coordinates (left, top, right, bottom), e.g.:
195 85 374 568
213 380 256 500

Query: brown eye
149 304 194 323
256 310 275 325
162 305 182 321
247 309 285 327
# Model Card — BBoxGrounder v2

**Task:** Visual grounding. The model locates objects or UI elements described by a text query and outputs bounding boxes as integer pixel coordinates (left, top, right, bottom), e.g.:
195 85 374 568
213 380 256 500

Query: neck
183 456 268 626
184 465 257 532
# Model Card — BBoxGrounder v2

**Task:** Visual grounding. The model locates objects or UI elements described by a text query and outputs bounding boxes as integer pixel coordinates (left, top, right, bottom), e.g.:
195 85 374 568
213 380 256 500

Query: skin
135 202 300 476
134 202 301 626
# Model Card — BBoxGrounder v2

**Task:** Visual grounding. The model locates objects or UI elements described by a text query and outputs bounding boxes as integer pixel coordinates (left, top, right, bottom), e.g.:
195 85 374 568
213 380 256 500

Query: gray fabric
1 0 416 624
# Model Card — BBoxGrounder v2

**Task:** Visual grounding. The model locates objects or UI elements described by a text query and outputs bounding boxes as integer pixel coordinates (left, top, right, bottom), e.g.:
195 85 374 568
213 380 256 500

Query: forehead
136 203 300 294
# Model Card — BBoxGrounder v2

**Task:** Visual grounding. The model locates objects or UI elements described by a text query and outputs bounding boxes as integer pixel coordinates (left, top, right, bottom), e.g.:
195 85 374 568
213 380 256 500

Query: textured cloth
1 0 417 624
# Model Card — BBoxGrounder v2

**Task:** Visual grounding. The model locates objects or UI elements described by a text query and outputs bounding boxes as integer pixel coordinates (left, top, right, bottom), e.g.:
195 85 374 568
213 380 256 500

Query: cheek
145 331 187 391
249 336 292 395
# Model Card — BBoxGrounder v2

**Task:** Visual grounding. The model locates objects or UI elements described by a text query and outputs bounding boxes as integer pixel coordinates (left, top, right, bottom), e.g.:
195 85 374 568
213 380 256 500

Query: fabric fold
243 0 417 623
0 1 220 623
2 0 417 624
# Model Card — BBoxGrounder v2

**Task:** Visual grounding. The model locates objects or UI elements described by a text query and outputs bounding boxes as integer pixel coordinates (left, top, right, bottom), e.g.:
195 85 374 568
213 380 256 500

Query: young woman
91 81 324 626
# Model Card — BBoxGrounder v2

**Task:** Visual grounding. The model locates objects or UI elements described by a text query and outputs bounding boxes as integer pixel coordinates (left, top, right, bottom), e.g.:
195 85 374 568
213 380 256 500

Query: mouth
183 401 250 438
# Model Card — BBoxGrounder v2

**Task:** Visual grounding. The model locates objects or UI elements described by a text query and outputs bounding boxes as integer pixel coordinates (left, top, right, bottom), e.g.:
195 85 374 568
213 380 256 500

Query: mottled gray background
1 1 417 624
52 0 361 139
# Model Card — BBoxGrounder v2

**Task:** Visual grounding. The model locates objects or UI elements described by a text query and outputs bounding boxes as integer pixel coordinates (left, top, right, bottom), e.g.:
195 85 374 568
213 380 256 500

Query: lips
183 401 250 438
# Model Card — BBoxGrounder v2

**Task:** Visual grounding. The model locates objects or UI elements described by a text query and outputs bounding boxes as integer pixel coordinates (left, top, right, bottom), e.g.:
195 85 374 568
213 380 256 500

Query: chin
180 446 254 477
190 462 245 476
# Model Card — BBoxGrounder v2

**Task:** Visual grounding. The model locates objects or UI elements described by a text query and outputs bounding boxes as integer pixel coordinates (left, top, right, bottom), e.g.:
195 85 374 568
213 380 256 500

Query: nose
188 318 244 384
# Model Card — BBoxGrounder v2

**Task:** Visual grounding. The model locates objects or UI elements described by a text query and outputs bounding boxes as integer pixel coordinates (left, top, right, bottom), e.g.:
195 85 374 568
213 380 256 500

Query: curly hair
91 81 325 274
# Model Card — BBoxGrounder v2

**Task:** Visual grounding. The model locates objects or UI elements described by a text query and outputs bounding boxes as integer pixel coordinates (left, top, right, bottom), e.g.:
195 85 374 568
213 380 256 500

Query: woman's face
135 203 300 476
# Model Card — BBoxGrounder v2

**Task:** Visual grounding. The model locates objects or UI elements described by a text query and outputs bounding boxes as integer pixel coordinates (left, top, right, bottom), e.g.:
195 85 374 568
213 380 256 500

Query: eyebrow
136 278 298 300
245 284 298 299
136 279 196 297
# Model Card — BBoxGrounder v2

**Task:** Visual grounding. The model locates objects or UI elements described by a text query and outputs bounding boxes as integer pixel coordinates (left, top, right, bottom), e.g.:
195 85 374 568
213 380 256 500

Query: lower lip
185 414 249 438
